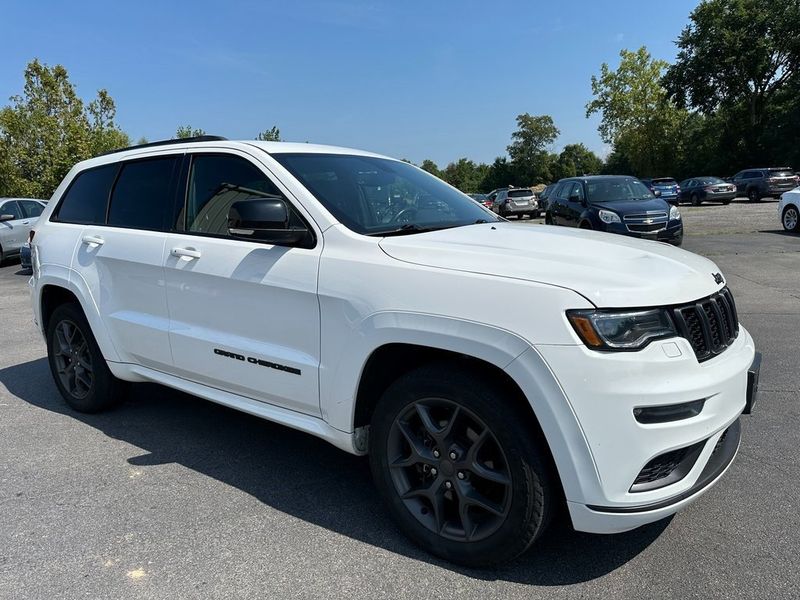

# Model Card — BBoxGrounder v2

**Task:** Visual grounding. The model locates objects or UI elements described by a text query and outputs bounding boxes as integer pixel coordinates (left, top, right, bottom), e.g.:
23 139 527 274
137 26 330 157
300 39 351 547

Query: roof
71 139 393 173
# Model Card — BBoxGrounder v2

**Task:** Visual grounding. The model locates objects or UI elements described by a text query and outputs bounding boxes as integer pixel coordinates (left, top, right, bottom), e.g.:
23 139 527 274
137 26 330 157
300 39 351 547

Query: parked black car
537 184 555 212
731 167 799 202
678 177 736 205
545 175 683 245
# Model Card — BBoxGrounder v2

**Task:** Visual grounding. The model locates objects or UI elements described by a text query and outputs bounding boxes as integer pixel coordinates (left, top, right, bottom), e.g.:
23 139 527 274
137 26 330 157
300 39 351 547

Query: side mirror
227 197 309 246
653 189 662 197
0 214 15 222
569 192 586 206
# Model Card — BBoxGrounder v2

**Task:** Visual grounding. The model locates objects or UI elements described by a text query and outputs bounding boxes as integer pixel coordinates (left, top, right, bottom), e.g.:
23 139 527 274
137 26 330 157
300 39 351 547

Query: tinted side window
1 201 23 219
55 164 118 225
185 154 284 236
108 157 180 231
20 200 44 218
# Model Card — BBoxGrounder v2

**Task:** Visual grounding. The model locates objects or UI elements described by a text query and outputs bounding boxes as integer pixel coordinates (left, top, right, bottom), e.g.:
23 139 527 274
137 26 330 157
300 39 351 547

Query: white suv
29 137 760 566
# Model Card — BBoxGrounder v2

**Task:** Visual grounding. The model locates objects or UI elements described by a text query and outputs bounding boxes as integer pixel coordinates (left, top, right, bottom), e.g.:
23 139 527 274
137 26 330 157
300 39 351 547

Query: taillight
704 186 714 192
676 185 681 192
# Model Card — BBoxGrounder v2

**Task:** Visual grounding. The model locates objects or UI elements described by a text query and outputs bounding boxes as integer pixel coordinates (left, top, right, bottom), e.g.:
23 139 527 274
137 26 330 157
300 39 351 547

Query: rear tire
722 199 732 205
0 244 4 266
46 303 125 413
691 194 701 207
748 188 760 202
369 363 555 567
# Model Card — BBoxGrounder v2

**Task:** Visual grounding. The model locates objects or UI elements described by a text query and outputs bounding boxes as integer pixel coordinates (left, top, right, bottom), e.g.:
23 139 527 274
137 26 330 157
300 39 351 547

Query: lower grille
631 440 705 492
672 287 739 362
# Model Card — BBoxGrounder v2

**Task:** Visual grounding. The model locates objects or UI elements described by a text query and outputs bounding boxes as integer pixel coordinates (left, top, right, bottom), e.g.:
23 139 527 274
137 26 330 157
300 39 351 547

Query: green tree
441 158 488 192
558 143 602 176
0 59 129 199
420 159 442 179
664 0 800 162
175 125 206 139
586 47 688 176
256 126 281 141
507 114 559 183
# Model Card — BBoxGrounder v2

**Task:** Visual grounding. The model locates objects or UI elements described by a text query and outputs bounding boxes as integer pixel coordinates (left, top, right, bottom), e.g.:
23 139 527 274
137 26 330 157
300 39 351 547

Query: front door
163 151 322 416
0 200 27 253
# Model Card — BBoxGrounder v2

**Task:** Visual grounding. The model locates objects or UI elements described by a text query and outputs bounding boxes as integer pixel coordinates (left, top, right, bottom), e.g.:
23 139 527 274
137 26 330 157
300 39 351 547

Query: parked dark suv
545 175 683 245
731 168 799 202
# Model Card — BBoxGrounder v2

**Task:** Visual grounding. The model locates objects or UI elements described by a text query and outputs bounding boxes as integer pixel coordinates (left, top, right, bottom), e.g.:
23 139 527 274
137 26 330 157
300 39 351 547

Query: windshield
651 178 677 186
768 169 794 177
272 153 498 235
508 189 533 197
586 179 655 203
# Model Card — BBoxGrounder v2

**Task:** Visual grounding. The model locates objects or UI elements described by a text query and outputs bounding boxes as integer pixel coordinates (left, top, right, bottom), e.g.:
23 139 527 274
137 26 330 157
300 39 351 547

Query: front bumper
531 325 756 533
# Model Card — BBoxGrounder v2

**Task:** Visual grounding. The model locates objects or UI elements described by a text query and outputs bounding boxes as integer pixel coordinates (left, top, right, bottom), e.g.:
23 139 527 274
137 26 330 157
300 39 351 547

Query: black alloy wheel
386 398 512 543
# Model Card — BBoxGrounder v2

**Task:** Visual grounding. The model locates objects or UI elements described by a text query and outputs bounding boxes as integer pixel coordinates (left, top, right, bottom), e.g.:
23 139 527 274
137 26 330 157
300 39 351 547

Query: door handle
81 234 105 246
171 247 201 259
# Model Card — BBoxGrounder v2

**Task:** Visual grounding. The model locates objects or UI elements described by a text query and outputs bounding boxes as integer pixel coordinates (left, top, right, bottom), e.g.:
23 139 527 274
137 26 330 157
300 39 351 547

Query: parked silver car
0 198 47 266
488 187 540 219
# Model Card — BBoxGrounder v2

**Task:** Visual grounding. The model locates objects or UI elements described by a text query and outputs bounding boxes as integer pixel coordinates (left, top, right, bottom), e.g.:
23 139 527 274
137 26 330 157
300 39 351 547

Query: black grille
627 222 666 233
672 287 739 362
631 439 705 491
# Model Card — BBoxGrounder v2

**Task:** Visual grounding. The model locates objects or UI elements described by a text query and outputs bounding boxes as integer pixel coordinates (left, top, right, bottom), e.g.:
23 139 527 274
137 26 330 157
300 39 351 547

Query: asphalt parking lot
1 197 798 599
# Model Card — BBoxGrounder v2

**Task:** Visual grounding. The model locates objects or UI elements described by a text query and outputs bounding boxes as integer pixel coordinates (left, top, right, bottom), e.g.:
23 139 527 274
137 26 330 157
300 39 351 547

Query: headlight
598 209 621 224
567 309 676 350
670 205 681 220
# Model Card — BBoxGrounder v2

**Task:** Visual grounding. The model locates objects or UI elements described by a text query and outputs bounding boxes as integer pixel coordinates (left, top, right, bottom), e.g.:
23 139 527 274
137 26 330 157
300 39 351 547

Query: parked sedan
678 177 736 206
0 198 47 266
467 193 492 209
545 176 682 245
640 177 680 204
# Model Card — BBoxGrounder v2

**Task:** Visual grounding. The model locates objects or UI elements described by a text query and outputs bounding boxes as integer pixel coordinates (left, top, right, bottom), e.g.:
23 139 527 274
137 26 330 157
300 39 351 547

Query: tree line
1 0 798 199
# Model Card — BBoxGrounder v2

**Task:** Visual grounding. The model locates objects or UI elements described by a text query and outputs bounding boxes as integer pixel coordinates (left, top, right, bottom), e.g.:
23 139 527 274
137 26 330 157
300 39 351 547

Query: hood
591 197 670 214
379 223 723 308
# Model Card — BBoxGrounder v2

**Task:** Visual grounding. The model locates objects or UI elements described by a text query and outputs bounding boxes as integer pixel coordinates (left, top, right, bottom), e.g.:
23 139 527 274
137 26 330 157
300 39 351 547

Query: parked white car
778 189 800 232
29 137 760 566
0 198 47 265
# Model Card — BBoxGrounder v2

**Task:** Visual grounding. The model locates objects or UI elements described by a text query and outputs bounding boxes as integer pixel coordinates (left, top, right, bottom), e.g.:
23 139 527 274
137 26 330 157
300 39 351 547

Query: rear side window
55 164 118 224
108 157 180 231
20 200 44 218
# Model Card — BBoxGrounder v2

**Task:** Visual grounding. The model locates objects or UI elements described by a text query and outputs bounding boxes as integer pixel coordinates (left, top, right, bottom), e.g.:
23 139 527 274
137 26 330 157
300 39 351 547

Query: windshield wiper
370 223 453 237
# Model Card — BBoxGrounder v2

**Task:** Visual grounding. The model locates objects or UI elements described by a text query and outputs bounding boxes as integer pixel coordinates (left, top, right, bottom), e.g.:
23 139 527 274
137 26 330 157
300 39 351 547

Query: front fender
321 311 531 433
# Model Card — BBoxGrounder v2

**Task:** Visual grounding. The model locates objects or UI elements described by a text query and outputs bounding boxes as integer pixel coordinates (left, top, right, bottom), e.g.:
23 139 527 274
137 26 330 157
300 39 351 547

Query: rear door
0 200 26 253
71 155 182 370
162 150 322 416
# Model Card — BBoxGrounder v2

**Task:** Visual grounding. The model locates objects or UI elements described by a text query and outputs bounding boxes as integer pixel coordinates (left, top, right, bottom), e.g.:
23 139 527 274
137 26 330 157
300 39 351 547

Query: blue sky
1 0 699 166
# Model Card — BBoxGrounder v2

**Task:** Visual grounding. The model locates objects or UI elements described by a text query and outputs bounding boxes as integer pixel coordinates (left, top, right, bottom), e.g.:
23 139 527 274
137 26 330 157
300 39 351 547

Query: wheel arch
37 273 120 362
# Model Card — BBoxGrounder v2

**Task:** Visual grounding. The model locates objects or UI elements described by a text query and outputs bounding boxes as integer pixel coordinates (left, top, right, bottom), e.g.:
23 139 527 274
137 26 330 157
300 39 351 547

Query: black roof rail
100 135 228 156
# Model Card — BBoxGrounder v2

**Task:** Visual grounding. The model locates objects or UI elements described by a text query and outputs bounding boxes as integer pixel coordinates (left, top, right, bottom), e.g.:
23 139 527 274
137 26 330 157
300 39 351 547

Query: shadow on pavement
0 357 669 585
758 229 797 237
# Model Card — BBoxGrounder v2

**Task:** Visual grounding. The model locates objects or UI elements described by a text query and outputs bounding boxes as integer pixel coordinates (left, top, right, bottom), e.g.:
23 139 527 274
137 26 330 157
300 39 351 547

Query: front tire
46 303 125 413
783 205 800 232
369 364 555 567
